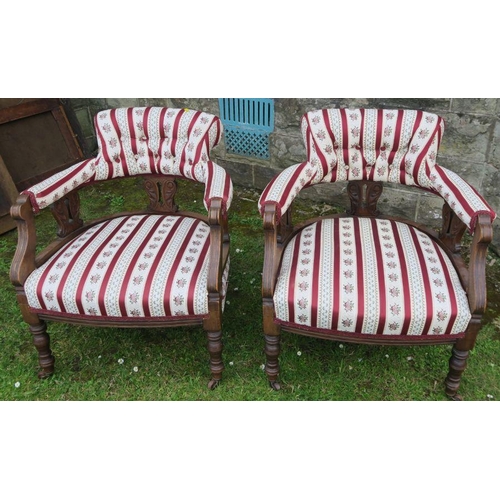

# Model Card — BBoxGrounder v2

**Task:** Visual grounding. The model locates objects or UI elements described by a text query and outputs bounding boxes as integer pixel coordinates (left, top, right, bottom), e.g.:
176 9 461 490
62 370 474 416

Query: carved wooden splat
51 191 83 237
347 180 383 217
440 202 467 254
143 175 179 213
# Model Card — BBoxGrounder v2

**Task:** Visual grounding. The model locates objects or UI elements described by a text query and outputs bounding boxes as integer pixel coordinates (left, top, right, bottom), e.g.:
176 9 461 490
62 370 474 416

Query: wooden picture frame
0 155 18 233
0 98 84 234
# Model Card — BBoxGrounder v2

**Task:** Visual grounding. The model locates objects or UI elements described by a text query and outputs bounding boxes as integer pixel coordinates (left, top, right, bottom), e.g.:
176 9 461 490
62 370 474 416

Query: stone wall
63 98 500 253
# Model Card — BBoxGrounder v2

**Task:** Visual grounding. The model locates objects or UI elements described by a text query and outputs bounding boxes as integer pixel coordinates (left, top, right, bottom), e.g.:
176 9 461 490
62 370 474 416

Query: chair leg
445 346 469 401
206 330 223 390
265 333 281 390
29 320 55 379
445 318 482 400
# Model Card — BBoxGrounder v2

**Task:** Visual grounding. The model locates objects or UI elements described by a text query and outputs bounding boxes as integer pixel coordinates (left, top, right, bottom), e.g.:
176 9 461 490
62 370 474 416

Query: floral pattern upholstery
260 108 498 339
25 214 229 320
23 107 233 213
259 108 495 231
274 217 471 337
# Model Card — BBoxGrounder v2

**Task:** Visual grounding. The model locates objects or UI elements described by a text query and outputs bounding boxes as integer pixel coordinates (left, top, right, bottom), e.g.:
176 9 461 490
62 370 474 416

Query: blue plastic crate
218 98 274 159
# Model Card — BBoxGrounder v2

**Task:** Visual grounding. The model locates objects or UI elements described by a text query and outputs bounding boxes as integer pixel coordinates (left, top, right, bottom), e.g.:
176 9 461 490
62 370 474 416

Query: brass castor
208 378 220 390
269 380 281 391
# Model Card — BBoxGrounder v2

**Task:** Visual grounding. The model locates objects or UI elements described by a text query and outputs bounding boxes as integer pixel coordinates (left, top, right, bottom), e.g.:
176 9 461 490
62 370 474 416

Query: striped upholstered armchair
10 107 233 389
259 108 496 399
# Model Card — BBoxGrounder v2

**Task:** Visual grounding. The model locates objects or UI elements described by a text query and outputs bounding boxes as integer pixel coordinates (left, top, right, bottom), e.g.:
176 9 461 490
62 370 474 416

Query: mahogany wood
347 180 383 217
51 191 84 237
144 175 179 213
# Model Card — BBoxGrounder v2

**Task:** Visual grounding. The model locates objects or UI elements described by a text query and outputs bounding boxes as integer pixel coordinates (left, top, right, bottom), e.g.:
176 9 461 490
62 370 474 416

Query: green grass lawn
1 177 499 401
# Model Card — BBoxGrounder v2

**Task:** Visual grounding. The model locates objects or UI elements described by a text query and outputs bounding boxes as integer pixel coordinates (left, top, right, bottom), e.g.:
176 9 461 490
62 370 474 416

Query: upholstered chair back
23 108 232 213
259 108 494 232
302 108 443 188
94 107 222 180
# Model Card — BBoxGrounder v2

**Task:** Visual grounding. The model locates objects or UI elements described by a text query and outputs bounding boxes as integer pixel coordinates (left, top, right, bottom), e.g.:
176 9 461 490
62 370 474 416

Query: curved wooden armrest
262 204 280 299
262 202 295 300
10 194 37 287
467 214 493 314
206 198 227 296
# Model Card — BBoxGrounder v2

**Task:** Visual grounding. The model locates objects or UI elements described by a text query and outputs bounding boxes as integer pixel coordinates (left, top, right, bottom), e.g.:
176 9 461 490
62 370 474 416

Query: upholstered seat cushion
25 214 228 320
274 217 471 338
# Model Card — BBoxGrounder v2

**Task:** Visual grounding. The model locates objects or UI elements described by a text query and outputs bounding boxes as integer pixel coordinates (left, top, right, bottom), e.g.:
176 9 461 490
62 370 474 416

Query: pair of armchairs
10 106 496 399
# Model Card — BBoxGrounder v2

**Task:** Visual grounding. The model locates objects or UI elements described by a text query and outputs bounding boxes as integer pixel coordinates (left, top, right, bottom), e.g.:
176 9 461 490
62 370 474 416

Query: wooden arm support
206 199 222 297
203 198 229 333
262 202 295 299
262 204 278 301
10 190 88 288
467 214 493 315
439 203 493 315
10 194 37 287
262 203 294 336
206 199 228 296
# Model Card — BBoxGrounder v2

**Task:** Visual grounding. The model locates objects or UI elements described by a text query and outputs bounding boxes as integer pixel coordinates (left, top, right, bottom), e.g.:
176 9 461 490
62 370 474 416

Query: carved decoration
51 191 83 237
440 202 466 254
144 175 178 213
277 207 293 245
347 180 383 217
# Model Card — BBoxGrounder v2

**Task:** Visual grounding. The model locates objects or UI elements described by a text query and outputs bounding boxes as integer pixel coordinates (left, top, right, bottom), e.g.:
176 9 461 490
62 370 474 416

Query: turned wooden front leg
445 347 469 400
206 330 223 390
12 289 55 379
29 321 55 379
265 333 281 390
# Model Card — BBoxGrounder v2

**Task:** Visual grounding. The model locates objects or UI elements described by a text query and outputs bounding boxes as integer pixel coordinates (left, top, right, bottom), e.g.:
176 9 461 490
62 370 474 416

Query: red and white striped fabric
429 164 495 232
274 217 471 338
259 108 496 230
24 214 229 320
23 107 233 213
